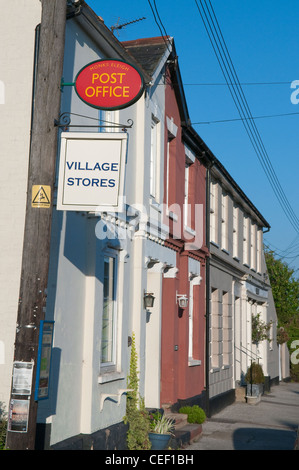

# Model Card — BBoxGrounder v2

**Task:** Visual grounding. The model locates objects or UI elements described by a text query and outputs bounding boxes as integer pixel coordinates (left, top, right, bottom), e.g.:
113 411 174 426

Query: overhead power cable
184 81 293 86
193 111 299 125
147 0 171 54
264 233 299 257
194 0 299 234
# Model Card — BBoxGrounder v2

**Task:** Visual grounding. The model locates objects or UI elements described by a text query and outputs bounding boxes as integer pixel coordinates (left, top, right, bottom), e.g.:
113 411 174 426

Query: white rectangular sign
57 132 127 212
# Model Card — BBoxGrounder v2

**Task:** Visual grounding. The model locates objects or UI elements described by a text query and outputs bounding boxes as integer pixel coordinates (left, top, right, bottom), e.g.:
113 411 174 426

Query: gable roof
122 36 191 128
121 36 170 77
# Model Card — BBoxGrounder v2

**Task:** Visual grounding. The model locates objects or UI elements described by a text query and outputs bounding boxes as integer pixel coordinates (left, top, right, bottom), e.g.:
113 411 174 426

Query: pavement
187 381 299 450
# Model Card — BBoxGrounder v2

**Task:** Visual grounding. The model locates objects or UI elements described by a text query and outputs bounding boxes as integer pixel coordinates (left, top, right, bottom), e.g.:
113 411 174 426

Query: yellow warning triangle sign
32 185 51 208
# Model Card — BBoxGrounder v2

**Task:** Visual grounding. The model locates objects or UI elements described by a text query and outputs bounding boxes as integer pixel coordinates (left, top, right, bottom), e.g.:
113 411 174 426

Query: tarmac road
187 381 299 450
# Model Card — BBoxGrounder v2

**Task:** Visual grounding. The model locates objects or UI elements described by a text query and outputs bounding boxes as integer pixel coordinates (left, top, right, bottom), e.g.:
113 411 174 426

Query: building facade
207 158 280 414
1 0 283 450
123 36 209 413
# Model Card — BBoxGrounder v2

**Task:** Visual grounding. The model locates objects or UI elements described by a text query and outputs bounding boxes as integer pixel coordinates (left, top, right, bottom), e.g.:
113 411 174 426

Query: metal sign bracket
54 112 133 130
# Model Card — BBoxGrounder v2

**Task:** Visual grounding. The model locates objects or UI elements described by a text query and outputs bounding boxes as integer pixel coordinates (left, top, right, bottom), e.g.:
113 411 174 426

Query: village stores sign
57 59 144 212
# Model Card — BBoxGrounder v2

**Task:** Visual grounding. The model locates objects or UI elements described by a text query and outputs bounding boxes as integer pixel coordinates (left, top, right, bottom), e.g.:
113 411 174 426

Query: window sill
221 248 230 255
150 199 162 212
184 225 196 237
188 358 202 367
98 370 125 384
166 209 178 221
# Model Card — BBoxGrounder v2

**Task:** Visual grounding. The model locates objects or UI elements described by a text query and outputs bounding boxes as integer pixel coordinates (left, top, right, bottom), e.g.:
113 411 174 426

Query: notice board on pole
57 132 127 213
35 321 54 401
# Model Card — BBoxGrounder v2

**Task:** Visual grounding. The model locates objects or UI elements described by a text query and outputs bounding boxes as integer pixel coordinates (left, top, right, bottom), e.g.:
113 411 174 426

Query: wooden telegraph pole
6 0 67 450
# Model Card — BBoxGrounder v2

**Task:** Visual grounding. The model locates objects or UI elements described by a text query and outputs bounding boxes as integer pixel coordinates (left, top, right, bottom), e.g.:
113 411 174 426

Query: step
164 412 188 429
170 423 203 449
235 386 246 403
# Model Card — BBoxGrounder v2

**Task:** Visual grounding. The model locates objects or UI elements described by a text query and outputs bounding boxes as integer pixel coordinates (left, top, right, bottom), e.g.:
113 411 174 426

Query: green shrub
0 420 7 450
125 403 151 450
124 333 151 450
0 402 7 450
245 362 265 384
290 362 299 383
179 405 206 424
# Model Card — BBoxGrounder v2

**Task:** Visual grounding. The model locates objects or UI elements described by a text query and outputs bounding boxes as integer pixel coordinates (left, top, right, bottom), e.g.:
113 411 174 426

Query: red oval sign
75 59 144 110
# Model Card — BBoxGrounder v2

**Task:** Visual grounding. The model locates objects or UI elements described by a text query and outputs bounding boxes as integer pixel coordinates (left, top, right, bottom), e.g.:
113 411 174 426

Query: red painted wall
160 68 207 406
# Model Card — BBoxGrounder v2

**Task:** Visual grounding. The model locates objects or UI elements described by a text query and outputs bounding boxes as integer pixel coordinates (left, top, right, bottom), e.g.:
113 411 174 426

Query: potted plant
148 411 174 450
245 362 265 404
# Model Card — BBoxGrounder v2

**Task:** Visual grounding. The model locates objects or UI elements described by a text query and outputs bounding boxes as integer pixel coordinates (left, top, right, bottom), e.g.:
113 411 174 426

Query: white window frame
233 205 239 259
211 288 220 369
184 163 190 227
221 191 228 252
188 273 202 366
250 222 257 271
166 117 178 210
166 138 171 208
150 116 159 198
257 228 262 273
100 251 118 368
210 179 218 244
222 291 230 366
243 215 249 266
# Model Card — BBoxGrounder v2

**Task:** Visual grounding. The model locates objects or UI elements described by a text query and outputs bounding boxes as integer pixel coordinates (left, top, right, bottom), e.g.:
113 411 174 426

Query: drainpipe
205 162 212 418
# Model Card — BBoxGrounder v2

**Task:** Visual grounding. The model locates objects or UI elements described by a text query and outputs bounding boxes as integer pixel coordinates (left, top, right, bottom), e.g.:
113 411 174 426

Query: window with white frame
257 228 262 273
222 291 231 366
166 138 171 208
101 254 117 366
233 205 239 259
188 272 202 365
184 163 190 227
250 222 257 271
150 116 160 198
221 191 228 251
243 214 249 265
210 179 218 244
166 117 178 210
211 288 220 368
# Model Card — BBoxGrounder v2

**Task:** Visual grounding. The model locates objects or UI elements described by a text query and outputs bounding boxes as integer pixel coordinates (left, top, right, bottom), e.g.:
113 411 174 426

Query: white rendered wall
0 0 41 408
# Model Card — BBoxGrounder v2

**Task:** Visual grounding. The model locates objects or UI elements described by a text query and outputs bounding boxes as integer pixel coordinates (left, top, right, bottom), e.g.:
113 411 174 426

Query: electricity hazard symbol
32 185 51 208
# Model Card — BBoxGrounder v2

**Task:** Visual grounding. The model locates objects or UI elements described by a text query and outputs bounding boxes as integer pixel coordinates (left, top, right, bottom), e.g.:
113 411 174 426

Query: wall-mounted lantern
144 291 155 309
176 292 188 309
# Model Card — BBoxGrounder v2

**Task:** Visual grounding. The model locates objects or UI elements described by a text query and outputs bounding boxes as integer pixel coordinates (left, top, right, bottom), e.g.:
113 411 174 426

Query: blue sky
86 0 299 274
